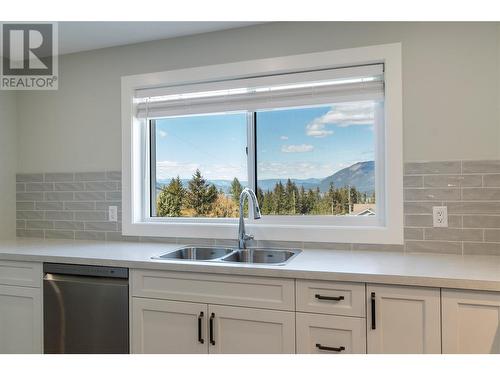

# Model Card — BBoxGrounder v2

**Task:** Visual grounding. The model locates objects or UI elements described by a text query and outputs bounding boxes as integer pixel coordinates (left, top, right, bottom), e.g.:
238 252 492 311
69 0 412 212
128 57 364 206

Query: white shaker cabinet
296 313 366 354
0 285 42 354
131 298 208 354
130 270 296 354
442 289 500 354
366 284 441 354
207 305 295 354
0 261 42 354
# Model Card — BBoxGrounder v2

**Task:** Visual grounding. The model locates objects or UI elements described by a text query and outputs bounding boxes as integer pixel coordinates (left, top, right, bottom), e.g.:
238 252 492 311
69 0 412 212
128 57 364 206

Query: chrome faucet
238 188 261 249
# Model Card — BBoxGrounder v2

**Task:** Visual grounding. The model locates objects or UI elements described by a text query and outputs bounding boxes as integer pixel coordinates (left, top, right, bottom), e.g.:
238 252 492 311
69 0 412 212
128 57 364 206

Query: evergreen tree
256 187 264 208
186 169 218 216
262 190 273 215
273 181 287 214
156 176 185 217
230 177 243 203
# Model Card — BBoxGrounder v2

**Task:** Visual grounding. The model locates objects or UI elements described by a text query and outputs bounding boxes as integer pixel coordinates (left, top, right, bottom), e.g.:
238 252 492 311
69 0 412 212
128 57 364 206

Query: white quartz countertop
0 238 500 291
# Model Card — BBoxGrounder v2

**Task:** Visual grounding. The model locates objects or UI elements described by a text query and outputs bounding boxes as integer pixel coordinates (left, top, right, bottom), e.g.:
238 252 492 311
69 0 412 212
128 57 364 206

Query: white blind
135 64 384 119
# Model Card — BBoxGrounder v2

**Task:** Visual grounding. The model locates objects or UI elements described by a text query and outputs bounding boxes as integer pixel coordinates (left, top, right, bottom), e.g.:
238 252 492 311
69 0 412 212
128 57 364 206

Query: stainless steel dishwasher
43 263 129 354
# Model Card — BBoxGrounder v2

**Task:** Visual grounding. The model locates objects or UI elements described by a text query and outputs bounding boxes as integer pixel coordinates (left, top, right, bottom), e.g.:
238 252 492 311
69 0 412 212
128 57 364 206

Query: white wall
0 92 17 238
15 22 500 173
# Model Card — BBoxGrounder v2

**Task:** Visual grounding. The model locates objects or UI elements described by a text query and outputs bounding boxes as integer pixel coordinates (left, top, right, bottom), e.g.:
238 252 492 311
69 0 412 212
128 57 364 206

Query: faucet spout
238 188 261 249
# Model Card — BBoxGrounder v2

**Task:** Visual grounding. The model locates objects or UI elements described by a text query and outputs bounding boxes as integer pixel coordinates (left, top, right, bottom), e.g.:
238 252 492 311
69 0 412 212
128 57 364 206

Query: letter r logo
2 24 53 76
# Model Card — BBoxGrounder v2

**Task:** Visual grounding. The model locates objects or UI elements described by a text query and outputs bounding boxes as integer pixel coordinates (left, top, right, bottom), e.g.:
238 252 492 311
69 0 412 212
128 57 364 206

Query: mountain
157 178 322 194
156 161 374 195
257 178 322 192
319 161 374 193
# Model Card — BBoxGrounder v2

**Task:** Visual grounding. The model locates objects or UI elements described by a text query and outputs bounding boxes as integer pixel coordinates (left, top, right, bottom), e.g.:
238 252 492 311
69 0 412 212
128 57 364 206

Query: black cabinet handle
316 343 346 352
198 312 204 344
371 292 376 330
315 294 345 301
209 313 215 345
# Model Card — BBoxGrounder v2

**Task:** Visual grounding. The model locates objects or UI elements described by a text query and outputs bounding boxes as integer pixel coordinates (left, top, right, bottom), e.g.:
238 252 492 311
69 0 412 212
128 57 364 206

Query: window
150 100 380 220
256 102 379 217
122 44 403 243
151 112 248 218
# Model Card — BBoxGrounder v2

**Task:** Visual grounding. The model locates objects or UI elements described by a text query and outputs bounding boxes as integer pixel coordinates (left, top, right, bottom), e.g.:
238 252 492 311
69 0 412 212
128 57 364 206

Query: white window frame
121 43 403 244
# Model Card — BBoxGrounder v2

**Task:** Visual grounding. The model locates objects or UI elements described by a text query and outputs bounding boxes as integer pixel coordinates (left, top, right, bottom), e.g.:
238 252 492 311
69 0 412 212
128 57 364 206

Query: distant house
351 203 376 216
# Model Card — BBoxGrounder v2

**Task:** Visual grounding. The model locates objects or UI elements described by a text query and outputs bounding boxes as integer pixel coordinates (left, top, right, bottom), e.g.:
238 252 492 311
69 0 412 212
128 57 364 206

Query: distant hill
319 161 374 193
156 160 374 195
156 178 322 194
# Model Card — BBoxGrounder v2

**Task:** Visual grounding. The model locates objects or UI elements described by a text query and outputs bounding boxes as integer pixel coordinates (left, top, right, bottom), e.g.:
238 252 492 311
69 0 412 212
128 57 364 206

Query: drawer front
296 312 366 354
0 261 42 288
132 270 295 311
296 280 365 317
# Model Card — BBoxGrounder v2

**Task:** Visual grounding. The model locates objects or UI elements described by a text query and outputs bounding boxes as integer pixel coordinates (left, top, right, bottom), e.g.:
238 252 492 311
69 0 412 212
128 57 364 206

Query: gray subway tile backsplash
75 172 107 181
462 188 500 201
26 183 55 191
405 240 462 255
423 175 482 188
16 173 44 182
485 229 500 242
75 231 106 241
483 174 500 187
404 161 461 175
85 181 119 191
15 161 500 256
45 192 74 201
16 172 120 241
463 242 500 256
403 175 423 188
404 188 461 201
462 160 500 174
44 172 75 182
54 182 86 191
45 230 75 240
463 215 500 229
45 211 74 220
423 228 483 242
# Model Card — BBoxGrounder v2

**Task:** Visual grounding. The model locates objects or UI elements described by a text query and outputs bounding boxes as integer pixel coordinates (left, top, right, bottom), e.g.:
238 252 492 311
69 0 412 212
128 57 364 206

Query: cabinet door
296 313 366 354
0 285 42 354
442 289 500 354
208 305 295 354
132 298 208 354
366 284 441 354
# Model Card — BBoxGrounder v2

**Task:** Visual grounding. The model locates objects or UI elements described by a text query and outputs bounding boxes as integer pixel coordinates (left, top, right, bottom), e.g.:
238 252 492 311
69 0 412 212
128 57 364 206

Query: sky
155 100 378 182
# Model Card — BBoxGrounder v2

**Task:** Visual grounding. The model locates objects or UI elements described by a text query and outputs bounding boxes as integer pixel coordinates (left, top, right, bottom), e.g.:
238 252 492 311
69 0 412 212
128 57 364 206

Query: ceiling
58 22 260 55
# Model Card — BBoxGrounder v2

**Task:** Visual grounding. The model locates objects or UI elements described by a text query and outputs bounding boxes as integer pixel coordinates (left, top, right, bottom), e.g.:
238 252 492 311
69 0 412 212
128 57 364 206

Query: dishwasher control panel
43 262 129 279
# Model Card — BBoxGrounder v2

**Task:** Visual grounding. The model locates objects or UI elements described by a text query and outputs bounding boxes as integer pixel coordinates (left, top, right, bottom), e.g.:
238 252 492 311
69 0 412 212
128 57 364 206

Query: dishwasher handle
44 273 129 286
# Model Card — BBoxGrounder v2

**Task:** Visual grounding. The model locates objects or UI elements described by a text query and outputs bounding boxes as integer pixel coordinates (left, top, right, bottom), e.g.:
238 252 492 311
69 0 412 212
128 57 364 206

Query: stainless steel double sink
152 246 301 265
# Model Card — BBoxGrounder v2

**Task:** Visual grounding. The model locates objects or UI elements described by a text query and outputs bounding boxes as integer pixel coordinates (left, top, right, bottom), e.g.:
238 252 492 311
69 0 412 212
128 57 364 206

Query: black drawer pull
316 343 346 352
315 294 345 301
371 292 376 330
198 312 204 344
209 313 215 345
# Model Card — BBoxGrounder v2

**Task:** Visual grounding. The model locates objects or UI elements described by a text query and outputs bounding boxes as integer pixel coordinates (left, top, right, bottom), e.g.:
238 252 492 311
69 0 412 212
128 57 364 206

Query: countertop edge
1 249 500 292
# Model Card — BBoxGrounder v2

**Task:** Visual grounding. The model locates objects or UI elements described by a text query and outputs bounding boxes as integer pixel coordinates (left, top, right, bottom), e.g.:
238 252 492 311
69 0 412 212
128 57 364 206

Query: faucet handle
244 234 254 241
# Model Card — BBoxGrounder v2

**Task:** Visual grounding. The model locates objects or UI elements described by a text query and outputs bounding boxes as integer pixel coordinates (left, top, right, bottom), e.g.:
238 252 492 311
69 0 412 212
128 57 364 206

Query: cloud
305 123 334 138
158 130 168 138
306 101 375 137
258 161 337 179
279 135 289 140
156 160 200 180
281 144 314 153
156 160 246 181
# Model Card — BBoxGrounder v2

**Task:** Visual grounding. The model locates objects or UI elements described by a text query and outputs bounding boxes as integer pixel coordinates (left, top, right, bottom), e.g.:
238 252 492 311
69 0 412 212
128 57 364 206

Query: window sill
122 220 403 245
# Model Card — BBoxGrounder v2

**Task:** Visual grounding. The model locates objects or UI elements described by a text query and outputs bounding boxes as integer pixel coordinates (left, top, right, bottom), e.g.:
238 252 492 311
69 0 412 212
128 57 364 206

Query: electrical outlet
432 206 448 227
108 206 118 222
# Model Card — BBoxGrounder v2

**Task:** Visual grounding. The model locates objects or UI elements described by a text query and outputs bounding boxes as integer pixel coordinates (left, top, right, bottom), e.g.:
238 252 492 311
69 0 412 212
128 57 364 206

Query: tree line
156 169 374 217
